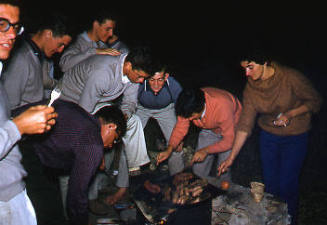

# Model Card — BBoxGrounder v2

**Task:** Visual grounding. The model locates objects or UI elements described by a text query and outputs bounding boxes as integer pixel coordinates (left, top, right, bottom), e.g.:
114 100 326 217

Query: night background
19 1 327 224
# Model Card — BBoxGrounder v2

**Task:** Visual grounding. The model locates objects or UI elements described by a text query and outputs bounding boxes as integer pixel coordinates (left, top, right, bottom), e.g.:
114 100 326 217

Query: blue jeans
260 130 308 225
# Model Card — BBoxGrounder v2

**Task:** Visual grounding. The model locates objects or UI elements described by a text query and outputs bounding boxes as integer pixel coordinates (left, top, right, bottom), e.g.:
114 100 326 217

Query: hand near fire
104 187 127 205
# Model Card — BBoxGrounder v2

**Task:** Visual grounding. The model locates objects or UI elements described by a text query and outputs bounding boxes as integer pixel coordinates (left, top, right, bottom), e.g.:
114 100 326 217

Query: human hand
175 141 184 152
273 113 290 127
157 150 171 165
105 188 127 205
217 157 234 176
108 35 118 44
191 149 208 164
13 105 57 135
144 180 161 194
96 48 121 56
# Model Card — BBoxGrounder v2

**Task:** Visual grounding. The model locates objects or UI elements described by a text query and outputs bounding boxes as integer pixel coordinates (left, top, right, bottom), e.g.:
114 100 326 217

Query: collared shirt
25 36 45 63
200 104 206 119
120 54 129 84
28 100 104 225
169 87 242 154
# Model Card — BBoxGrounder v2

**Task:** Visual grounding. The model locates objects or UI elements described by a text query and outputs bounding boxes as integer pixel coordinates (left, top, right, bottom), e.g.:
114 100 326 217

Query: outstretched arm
217 130 248 176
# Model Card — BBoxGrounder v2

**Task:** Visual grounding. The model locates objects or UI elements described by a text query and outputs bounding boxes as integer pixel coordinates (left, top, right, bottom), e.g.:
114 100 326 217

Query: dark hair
0 0 21 7
125 46 160 76
86 9 117 31
35 12 72 38
94 105 127 138
175 88 205 118
241 48 271 66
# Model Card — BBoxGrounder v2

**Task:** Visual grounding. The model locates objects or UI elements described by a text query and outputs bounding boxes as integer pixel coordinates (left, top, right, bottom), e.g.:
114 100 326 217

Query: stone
211 183 290 225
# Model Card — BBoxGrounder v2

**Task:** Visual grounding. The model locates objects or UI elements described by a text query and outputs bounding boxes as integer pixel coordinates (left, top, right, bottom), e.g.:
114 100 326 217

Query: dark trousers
260 130 308 225
20 142 68 225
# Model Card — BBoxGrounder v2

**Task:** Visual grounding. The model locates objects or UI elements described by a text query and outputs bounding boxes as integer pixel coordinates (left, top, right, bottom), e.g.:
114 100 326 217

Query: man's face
0 4 20 60
240 60 265 81
95 19 115 43
123 61 150 83
43 33 71 58
100 120 119 148
148 71 168 95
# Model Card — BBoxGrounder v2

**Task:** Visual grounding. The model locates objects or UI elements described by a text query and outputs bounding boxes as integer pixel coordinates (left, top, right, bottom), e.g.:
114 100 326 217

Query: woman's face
241 60 265 81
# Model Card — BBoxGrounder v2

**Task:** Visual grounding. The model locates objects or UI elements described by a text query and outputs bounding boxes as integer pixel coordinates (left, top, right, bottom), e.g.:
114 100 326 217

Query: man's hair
86 9 117 31
125 46 160 76
0 0 20 7
175 88 205 118
94 105 127 138
35 12 72 38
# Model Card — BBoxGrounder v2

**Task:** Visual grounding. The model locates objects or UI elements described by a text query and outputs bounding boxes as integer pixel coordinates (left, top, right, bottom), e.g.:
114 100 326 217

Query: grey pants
136 103 177 143
168 129 231 187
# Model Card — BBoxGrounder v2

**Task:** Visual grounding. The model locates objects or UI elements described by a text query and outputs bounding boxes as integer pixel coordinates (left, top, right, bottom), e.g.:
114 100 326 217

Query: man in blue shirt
136 67 182 143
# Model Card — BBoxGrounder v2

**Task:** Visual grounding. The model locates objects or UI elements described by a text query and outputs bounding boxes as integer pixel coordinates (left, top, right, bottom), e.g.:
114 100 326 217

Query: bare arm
274 105 310 127
217 130 248 176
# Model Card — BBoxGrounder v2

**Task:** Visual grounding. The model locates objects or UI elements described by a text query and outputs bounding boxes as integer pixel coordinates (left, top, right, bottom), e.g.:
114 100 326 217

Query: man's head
123 46 159 84
88 10 116 43
31 13 72 58
175 88 205 120
147 67 169 95
0 0 22 60
240 48 271 80
93 105 127 148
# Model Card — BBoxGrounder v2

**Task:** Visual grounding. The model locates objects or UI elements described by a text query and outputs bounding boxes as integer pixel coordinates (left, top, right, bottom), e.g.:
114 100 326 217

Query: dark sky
22 1 327 81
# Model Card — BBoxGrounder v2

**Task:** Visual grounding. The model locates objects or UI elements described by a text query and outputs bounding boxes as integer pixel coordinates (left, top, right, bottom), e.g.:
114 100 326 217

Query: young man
58 46 158 172
0 1 57 224
157 87 242 185
24 100 127 225
1 12 72 109
59 9 128 73
136 67 182 143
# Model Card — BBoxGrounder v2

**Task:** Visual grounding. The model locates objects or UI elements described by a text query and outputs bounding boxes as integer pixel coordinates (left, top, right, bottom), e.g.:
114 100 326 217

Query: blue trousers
260 130 308 225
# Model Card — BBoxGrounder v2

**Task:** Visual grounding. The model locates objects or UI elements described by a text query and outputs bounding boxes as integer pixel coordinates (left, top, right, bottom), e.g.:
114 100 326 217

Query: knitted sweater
237 62 322 136
169 87 242 153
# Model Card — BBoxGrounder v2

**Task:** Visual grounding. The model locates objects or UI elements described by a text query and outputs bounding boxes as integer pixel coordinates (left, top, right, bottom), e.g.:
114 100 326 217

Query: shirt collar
25 36 45 62
200 104 206 119
0 61 3 77
120 54 130 84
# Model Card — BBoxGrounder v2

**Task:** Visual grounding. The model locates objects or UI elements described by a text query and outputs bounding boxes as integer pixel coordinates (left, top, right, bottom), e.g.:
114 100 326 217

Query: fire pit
130 171 226 225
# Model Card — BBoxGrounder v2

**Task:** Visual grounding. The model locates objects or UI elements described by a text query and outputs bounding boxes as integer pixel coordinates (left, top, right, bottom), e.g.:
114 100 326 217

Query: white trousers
123 114 150 168
0 190 37 225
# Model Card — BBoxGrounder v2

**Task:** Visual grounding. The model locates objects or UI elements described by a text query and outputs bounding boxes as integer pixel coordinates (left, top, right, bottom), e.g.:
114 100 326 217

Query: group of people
0 1 322 225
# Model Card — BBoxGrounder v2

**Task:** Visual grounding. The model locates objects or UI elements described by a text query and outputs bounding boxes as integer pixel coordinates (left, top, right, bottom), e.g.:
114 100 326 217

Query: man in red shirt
157 87 242 184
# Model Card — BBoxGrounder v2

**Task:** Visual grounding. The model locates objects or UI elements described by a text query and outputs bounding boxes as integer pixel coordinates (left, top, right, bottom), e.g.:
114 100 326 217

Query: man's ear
164 73 169 81
107 123 117 130
93 21 100 29
44 29 53 39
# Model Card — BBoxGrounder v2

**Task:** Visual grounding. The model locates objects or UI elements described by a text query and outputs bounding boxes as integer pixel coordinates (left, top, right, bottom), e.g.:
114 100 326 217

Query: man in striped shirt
27 100 127 225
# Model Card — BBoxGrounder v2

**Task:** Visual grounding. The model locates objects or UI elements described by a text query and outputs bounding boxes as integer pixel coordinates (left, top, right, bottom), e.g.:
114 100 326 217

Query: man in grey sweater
59 9 128 73
0 1 57 224
1 13 72 110
58 47 157 169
